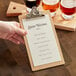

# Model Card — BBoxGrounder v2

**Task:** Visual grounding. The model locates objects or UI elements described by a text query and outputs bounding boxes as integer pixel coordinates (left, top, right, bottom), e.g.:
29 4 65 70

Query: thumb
15 27 27 36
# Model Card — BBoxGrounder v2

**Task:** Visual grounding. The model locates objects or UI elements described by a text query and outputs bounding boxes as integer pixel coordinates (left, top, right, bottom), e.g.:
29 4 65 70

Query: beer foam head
43 0 59 5
61 0 75 8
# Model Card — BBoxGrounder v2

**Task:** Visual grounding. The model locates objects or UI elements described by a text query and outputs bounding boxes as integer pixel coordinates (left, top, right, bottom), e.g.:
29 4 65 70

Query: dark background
0 0 76 76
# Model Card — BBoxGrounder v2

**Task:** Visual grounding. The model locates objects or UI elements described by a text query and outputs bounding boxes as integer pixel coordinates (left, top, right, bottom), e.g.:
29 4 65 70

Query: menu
22 14 64 70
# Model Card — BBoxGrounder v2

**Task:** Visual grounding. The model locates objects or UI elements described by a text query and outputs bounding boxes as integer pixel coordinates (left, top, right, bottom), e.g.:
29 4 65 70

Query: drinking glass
24 0 41 12
42 0 60 17
60 0 75 20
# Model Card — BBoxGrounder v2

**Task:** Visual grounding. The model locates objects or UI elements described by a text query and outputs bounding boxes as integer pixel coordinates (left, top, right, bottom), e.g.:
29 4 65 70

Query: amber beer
42 0 59 12
42 0 59 17
60 0 75 19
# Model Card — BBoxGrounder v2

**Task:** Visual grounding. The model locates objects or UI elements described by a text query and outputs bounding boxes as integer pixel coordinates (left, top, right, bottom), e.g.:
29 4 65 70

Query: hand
0 21 27 44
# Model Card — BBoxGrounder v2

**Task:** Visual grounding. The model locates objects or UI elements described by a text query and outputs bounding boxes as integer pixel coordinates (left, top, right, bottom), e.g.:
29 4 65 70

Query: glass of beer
24 0 41 12
42 0 60 17
60 0 75 20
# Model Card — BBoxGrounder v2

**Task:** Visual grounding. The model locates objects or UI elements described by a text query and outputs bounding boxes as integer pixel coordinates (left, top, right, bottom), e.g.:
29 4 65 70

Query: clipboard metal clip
26 7 44 19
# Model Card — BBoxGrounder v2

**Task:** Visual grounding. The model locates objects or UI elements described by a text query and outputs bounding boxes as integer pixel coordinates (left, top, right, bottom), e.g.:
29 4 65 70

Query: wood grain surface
0 0 76 76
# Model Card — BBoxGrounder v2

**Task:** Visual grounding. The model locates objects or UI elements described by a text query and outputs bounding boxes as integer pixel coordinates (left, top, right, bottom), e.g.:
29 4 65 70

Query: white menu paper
22 15 61 66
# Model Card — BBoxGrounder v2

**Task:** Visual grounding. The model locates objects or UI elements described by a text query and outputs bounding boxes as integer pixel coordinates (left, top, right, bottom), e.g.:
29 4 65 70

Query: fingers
8 21 27 44
13 22 21 28
9 21 26 44
15 27 27 36
8 33 25 44
11 21 27 36
9 37 20 44
13 34 24 44
12 21 27 36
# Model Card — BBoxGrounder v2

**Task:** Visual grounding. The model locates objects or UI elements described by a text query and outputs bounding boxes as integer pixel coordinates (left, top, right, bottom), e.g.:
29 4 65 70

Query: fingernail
24 31 27 35
17 41 20 44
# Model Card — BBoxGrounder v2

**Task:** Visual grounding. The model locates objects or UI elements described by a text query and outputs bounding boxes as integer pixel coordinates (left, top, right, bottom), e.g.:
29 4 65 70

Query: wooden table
0 0 76 76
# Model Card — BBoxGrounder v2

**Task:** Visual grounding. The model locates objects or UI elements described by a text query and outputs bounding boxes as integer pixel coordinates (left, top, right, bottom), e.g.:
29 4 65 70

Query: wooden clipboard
18 9 65 71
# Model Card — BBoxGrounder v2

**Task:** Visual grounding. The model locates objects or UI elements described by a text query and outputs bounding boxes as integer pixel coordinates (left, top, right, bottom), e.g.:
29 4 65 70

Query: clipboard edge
18 11 65 71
